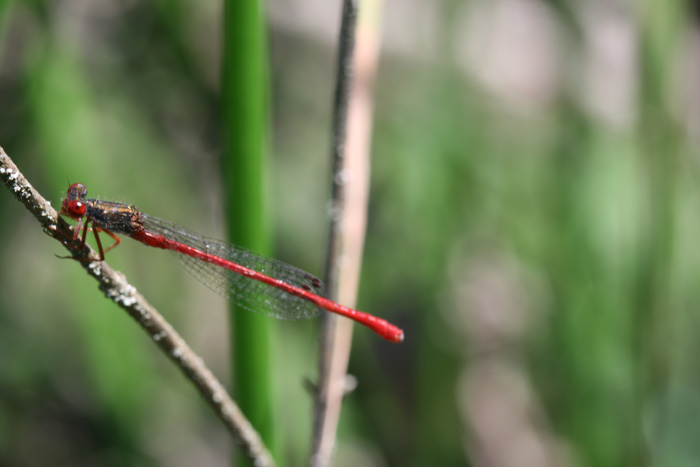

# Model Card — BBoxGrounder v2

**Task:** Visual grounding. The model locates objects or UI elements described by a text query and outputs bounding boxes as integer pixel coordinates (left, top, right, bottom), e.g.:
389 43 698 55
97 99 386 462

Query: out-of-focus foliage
1 0 699 466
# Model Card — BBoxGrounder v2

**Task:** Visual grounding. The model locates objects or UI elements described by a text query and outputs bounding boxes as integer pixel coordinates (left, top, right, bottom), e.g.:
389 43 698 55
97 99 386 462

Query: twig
0 147 276 467
312 0 380 465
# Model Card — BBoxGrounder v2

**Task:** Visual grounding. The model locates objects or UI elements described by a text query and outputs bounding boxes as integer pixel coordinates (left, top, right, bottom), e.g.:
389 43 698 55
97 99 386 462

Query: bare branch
0 147 275 467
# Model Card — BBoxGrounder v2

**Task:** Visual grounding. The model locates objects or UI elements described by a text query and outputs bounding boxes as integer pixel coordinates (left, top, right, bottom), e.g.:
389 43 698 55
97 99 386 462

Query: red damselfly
59 183 404 343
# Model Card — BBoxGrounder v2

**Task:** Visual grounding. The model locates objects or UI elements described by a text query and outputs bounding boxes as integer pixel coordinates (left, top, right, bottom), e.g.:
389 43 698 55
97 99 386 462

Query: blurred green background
2 0 700 466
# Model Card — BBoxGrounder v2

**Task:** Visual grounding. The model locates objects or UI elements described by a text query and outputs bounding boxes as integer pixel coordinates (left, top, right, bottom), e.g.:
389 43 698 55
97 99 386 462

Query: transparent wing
140 214 324 320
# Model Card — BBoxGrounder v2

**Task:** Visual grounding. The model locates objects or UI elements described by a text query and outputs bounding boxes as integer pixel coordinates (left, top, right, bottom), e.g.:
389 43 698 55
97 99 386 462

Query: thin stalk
312 0 382 465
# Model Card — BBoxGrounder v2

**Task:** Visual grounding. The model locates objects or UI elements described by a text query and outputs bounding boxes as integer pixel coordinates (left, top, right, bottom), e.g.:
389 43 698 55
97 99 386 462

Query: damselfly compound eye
66 200 86 217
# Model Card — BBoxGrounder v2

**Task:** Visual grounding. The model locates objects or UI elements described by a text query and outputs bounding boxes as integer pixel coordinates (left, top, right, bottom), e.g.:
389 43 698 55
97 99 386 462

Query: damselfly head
61 183 88 219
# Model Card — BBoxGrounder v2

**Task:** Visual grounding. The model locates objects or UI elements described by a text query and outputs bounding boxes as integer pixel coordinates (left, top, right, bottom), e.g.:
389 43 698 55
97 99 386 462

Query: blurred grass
1 1 700 467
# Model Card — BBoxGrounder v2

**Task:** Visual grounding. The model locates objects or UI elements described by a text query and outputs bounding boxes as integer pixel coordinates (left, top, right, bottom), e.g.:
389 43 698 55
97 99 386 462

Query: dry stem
312 0 382 464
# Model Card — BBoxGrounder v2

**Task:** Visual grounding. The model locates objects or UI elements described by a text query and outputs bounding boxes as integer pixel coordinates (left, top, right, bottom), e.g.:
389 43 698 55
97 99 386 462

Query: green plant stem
221 1 276 465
